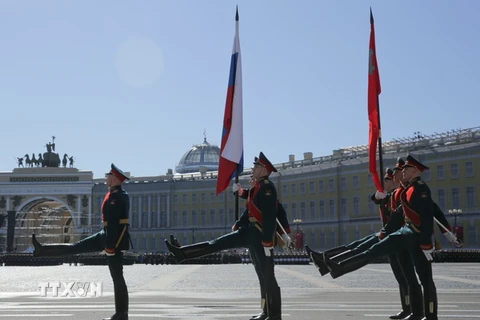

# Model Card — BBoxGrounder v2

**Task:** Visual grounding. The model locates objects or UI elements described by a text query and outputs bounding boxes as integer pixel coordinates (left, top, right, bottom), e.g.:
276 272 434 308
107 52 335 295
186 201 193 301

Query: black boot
305 246 330 276
265 286 281 320
250 310 267 320
169 234 181 247
103 312 128 320
324 253 369 279
165 240 211 263
390 285 410 319
32 234 74 258
403 315 424 320
323 245 348 258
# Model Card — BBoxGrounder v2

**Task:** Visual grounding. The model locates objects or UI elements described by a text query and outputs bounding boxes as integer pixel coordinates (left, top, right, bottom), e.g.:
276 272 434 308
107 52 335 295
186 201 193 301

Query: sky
0 1 479 178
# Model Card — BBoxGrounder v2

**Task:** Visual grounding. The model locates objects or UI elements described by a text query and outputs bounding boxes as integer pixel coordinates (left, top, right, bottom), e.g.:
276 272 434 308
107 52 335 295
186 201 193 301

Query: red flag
368 8 382 191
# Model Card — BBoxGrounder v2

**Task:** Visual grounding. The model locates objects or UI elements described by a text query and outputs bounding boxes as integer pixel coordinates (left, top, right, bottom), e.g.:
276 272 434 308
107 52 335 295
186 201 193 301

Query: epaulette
111 189 119 193
417 181 424 185
264 179 270 184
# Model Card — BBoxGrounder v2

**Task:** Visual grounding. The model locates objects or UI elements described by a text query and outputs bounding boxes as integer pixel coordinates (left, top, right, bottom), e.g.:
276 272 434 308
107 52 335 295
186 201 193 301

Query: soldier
233 178 292 320
32 164 131 320
165 152 283 320
324 155 440 320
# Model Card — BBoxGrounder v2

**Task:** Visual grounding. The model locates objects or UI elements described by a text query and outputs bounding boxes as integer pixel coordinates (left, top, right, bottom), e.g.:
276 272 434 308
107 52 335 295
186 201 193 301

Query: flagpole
377 96 385 190
235 165 240 221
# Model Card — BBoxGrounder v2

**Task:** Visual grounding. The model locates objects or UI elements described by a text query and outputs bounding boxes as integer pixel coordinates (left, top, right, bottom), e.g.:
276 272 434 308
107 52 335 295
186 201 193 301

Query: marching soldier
165 152 283 320
233 177 292 320
32 164 131 320
324 155 439 320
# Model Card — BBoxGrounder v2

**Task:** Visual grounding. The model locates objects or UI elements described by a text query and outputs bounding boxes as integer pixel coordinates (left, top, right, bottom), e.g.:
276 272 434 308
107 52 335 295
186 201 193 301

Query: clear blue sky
1 1 478 178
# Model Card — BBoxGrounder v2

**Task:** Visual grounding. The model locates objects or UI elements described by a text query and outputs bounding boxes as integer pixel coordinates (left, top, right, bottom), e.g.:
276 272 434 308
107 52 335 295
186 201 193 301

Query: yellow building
91 128 480 252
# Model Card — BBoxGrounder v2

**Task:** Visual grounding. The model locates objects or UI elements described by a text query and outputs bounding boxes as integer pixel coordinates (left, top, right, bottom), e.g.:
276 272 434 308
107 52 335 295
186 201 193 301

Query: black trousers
365 227 437 319
108 252 129 313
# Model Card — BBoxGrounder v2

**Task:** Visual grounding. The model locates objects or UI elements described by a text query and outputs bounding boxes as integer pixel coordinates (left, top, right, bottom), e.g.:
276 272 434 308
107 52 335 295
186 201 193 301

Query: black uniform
32 164 131 320
325 176 437 320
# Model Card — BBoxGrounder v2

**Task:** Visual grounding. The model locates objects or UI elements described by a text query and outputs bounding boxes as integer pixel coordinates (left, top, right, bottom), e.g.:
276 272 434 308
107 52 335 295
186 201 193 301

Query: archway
14 197 77 252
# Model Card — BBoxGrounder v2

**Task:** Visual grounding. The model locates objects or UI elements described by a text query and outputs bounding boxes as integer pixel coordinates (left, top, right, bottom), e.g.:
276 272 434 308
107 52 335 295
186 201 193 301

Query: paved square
0 262 479 319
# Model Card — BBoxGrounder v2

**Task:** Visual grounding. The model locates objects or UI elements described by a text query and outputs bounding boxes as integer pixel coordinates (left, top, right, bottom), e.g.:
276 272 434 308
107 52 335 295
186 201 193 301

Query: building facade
89 127 480 252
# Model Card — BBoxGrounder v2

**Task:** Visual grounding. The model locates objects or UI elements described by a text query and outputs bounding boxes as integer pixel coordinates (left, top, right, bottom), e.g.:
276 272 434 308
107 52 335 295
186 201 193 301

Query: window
291 203 297 219
192 194 197 203
330 231 336 247
329 199 335 219
151 212 158 227
151 238 156 250
437 189 446 211
437 165 444 180
367 195 374 214
352 176 359 189
201 193 206 203
467 187 475 209
173 211 178 227
173 195 178 204
319 201 325 219
466 162 474 177
341 198 347 217
340 177 346 190
228 208 234 224
320 231 326 248
451 164 458 179
318 180 324 193
309 201 316 220
210 193 215 202
300 202 306 220
142 212 148 228
300 183 305 195
219 209 224 225
210 209 216 225
423 169 430 181
328 179 334 192
282 185 288 197
192 211 197 225
342 230 348 245
201 210 206 225
353 197 360 216
367 174 373 187
451 188 460 208
309 181 315 194
182 211 187 226
182 194 187 204
291 184 297 196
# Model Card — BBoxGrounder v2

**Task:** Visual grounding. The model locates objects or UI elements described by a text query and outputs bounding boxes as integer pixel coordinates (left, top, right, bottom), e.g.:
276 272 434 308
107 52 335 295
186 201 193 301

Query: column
166 194 170 228
137 196 142 229
157 194 161 228
147 195 152 228
76 195 81 226
88 195 92 228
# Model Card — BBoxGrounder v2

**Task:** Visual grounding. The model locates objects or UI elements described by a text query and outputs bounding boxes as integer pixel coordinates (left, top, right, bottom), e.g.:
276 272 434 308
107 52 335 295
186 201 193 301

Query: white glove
281 234 293 252
375 191 387 200
264 246 274 257
232 183 242 193
443 231 457 243
422 248 434 261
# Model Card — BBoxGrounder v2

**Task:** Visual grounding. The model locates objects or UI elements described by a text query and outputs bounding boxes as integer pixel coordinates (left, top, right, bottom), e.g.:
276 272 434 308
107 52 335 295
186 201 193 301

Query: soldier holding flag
166 152 283 320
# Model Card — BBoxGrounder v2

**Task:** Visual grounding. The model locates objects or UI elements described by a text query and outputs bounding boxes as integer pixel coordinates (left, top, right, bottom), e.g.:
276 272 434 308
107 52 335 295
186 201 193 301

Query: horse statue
31 153 39 167
24 154 33 168
68 156 75 168
62 154 68 168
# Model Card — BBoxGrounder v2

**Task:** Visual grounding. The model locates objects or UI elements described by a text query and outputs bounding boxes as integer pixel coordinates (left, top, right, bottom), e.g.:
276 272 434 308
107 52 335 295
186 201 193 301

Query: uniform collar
109 185 122 192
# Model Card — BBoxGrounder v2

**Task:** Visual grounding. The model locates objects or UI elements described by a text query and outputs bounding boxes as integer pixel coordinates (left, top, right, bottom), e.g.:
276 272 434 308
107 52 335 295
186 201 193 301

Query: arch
17 196 78 226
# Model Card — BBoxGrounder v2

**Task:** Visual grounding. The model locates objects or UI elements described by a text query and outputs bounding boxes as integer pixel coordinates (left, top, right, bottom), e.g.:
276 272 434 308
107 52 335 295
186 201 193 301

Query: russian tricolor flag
216 8 244 195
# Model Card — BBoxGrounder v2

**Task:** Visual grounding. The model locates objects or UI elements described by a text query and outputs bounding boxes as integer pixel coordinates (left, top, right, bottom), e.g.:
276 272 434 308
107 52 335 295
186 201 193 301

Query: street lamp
191 226 196 243
448 209 462 231
292 219 303 251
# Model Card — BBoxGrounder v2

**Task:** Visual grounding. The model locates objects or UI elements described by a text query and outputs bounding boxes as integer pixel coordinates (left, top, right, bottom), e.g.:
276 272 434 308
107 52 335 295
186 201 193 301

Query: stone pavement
0 262 479 319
